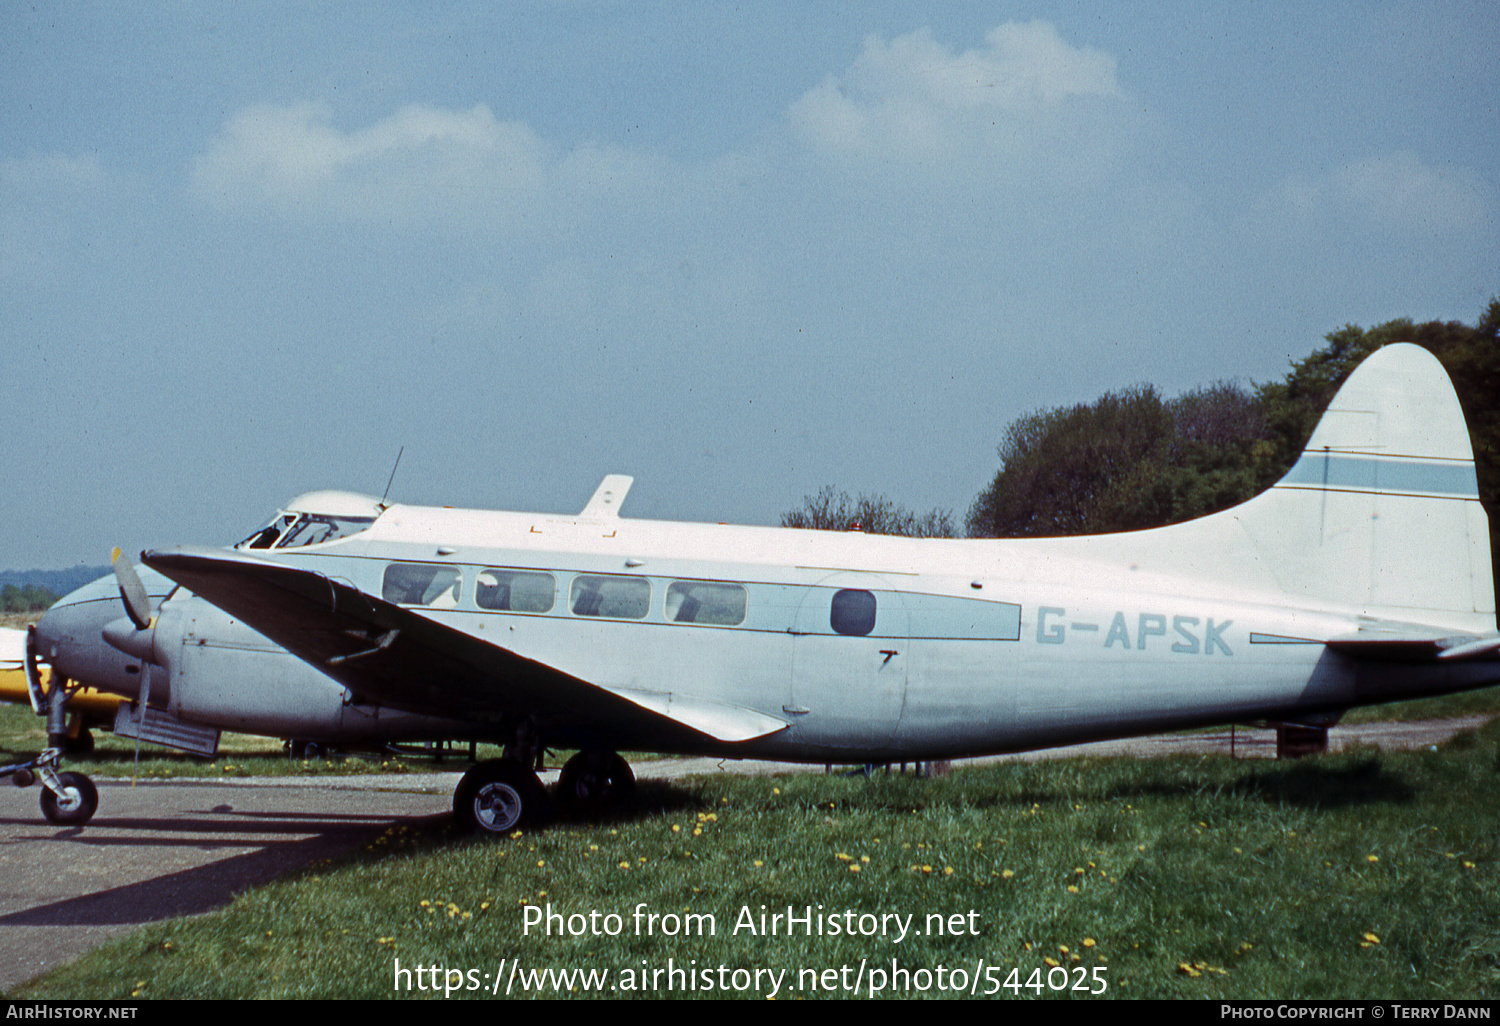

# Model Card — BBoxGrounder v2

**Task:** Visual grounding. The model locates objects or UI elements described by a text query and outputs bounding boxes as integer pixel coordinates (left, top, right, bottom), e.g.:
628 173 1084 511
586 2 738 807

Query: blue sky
3 2 1496 569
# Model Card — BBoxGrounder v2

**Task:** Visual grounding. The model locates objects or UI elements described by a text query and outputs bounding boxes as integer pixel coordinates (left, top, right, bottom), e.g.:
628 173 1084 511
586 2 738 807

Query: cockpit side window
276 515 377 549
236 514 297 550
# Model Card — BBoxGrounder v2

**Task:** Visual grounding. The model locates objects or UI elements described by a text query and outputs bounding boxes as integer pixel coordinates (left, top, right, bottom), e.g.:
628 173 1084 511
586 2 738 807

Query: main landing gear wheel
40 771 98 826
454 759 548 834
557 750 635 819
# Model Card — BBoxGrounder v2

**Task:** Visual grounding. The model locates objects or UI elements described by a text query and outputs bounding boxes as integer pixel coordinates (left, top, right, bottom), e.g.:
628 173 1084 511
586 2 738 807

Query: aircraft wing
141 546 787 744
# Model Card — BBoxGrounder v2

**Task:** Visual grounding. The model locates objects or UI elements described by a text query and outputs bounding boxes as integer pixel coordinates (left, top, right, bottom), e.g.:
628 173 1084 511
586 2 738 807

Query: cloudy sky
3 2 1496 570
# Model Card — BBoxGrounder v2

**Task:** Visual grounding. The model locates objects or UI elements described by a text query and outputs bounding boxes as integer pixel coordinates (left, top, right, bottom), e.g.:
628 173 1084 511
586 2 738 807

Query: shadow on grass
711 756 1426 815
1232 758 1416 809
548 779 709 828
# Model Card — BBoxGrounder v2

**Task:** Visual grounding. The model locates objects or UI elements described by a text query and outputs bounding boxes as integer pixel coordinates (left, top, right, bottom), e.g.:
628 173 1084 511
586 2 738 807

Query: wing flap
607 687 789 743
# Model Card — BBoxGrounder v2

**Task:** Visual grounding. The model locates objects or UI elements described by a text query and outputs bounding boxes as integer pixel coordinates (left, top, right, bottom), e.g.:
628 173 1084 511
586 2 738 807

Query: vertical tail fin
1234 343 1494 632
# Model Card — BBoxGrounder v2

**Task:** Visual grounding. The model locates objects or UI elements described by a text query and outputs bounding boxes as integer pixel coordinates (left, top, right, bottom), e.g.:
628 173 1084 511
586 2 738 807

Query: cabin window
570 575 651 619
666 581 747 626
383 563 462 607
476 569 555 613
830 589 877 636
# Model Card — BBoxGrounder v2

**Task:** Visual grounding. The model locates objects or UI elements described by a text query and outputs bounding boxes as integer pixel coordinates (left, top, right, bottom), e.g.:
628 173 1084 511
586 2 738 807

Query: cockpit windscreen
235 513 375 550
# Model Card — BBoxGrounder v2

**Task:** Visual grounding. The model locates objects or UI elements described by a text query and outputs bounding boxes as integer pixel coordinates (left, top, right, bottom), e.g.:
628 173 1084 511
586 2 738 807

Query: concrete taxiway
0 775 455 992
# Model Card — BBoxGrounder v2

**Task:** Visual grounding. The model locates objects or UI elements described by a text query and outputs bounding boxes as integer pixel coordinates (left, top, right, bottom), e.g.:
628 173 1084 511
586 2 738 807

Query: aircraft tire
39 771 98 827
454 760 547 835
557 750 635 818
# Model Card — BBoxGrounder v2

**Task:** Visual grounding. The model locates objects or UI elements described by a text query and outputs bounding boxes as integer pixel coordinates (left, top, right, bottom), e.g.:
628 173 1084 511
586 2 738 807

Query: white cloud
191 23 1137 225
786 21 1130 182
1269 151 1491 235
192 102 570 223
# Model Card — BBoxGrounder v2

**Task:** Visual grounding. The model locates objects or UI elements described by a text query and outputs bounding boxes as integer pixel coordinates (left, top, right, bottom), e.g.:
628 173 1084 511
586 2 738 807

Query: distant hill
0 566 110 599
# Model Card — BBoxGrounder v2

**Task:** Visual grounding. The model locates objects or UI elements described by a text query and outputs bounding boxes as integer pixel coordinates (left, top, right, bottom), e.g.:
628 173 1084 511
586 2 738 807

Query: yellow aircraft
0 625 121 751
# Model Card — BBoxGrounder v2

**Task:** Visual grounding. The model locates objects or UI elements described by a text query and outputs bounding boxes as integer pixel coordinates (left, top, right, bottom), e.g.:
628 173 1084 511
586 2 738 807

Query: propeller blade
111 546 152 630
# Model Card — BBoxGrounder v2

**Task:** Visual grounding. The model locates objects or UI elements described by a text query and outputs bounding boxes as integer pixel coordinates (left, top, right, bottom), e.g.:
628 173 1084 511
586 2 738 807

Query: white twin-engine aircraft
29 343 1499 833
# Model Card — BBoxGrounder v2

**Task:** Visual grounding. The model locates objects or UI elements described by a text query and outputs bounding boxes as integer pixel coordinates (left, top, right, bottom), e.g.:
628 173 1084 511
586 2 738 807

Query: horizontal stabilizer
1326 627 1500 663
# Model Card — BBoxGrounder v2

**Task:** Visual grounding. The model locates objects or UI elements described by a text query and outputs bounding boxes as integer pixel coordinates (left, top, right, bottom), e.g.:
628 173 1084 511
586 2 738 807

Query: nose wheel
39 771 98 826
3 749 99 827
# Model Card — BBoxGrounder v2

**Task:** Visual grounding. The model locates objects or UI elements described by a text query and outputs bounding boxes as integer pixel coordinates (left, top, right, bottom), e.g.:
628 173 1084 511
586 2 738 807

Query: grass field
8 715 1498 1000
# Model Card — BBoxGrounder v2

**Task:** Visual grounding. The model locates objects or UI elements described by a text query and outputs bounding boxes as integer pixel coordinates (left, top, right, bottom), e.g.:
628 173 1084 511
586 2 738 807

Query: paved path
0 778 453 992
0 715 1489 992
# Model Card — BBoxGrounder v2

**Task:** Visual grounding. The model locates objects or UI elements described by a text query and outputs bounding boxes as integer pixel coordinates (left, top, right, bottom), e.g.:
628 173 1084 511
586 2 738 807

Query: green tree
782 486 956 538
1 583 60 612
967 294 1499 553
965 382 1273 537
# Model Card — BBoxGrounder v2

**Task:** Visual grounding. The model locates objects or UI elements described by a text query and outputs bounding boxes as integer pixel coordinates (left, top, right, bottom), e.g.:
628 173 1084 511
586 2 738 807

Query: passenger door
789 573 908 752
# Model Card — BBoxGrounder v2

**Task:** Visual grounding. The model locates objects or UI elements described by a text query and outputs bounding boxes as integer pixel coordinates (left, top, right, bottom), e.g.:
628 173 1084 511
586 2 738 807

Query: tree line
785 298 1499 567
1 583 61 613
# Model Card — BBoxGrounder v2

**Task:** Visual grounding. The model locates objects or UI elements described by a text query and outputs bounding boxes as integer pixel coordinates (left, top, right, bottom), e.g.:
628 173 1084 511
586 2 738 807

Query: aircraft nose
33 581 147 699
33 601 78 673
